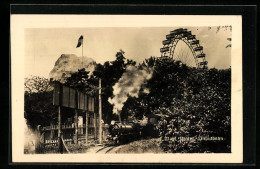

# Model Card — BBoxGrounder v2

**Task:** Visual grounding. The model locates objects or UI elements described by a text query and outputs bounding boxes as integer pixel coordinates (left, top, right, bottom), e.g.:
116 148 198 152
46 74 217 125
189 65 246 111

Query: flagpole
82 35 83 67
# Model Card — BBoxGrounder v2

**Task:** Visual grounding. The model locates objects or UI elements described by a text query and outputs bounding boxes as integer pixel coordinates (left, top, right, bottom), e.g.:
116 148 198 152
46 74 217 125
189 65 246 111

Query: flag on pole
76 35 83 48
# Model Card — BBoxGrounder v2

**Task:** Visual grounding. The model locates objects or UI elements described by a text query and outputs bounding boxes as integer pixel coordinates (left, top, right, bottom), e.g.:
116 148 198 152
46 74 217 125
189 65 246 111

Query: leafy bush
24 76 57 129
152 57 231 153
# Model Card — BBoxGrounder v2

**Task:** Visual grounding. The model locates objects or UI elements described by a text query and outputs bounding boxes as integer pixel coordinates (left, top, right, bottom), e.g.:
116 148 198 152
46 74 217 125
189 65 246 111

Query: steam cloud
24 118 38 153
108 65 153 115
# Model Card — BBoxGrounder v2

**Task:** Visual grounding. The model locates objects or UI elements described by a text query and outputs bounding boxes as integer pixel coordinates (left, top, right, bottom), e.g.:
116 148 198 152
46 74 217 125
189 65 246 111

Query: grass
115 138 165 154
66 143 94 153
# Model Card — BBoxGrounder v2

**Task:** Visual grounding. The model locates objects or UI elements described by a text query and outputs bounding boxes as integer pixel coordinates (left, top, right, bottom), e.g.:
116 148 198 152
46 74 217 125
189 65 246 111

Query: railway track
95 145 118 154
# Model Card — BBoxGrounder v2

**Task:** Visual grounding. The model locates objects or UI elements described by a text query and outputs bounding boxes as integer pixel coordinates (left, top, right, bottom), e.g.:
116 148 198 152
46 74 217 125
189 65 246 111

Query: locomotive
108 121 141 144
107 115 160 144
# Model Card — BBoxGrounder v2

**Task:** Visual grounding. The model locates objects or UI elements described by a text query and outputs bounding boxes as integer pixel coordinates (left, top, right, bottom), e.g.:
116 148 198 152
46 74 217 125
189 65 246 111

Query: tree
64 68 98 96
146 57 232 153
93 50 136 123
64 50 136 124
24 76 53 95
24 76 57 129
120 56 231 152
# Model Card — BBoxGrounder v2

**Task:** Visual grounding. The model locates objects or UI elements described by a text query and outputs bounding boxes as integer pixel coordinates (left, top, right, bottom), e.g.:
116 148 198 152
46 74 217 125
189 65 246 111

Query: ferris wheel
160 28 208 69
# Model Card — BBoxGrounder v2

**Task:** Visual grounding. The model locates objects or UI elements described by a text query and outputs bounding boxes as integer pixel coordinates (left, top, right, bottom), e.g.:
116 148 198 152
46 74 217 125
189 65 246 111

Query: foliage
121 57 189 119
149 56 231 153
24 76 57 129
24 76 53 94
119 56 231 152
64 68 97 95
64 50 136 123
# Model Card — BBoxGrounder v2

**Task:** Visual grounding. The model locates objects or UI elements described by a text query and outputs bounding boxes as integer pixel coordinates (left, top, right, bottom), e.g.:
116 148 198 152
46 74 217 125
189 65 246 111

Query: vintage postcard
11 15 242 163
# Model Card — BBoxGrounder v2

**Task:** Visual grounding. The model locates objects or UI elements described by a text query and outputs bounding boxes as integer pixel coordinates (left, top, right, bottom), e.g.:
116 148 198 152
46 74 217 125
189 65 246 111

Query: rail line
95 145 118 154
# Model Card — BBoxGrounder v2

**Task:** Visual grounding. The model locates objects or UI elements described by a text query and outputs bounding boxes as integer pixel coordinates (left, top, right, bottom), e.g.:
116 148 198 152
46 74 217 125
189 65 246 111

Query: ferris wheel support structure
160 28 208 69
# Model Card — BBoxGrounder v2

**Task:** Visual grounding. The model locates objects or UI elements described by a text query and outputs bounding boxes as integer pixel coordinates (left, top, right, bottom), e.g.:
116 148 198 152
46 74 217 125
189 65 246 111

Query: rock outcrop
49 54 96 82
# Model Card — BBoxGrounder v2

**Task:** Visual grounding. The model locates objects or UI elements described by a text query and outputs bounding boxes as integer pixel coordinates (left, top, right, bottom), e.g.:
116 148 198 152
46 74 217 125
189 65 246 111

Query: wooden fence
35 124 109 154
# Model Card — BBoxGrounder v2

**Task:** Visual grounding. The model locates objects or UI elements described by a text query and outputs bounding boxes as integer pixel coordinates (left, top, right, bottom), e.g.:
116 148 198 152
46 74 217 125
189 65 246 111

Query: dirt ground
76 138 163 154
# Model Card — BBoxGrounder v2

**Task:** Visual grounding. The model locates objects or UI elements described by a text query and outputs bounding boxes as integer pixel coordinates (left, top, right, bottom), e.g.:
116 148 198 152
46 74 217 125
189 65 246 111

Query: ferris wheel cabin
162 39 172 45
170 28 187 35
187 35 196 40
160 47 170 53
199 61 208 66
191 40 200 45
194 46 203 51
196 53 206 58
166 34 175 39
182 31 192 37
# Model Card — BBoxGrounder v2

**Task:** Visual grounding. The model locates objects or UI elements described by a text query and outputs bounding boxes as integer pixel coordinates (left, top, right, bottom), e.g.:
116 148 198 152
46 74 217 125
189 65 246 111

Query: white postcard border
11 15 242 163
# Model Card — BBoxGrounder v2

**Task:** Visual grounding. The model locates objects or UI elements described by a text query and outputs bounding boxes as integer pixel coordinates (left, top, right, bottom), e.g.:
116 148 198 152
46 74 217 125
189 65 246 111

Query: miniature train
107 115 160 144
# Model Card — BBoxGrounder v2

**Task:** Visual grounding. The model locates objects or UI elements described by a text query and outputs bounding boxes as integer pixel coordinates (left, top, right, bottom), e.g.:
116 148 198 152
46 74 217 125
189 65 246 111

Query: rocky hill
49 54 96 82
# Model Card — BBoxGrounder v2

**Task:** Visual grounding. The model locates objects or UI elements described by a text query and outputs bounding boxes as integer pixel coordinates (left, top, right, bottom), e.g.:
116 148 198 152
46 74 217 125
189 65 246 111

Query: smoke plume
24 118 39 154
108 65 153 115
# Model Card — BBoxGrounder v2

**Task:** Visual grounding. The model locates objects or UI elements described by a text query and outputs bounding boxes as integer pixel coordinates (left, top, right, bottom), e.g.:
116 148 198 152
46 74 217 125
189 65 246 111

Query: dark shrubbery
114 56 231 153
151 57 231 153
24 76 57 129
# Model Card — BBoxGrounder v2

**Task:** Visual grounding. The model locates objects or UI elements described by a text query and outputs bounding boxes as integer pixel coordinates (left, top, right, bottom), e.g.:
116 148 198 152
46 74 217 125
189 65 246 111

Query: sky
25 26 231 78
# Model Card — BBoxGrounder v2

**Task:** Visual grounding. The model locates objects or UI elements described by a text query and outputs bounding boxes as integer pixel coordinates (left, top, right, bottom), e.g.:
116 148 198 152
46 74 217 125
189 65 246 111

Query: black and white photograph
11 15 243 163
